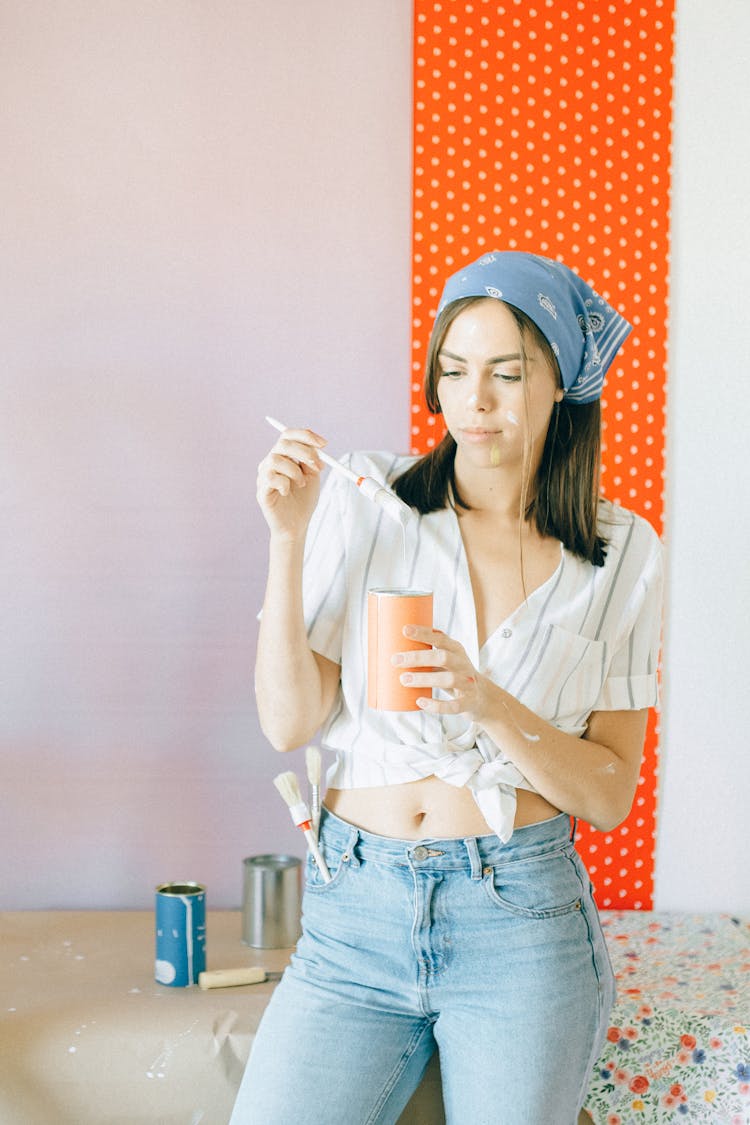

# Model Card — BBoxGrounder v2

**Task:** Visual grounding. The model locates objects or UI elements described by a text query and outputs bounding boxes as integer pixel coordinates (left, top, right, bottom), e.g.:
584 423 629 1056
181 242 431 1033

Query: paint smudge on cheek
490 443 501 466
520 730 540 742
505 410 520 427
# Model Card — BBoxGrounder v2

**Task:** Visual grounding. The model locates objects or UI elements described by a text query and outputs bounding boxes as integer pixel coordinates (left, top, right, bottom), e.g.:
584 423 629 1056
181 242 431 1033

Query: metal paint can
242 854 301 949
367 588 434 711
154 882 206 986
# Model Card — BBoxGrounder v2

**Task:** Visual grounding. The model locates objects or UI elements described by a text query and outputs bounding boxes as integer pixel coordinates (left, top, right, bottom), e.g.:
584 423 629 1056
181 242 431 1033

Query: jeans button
412 845 429 861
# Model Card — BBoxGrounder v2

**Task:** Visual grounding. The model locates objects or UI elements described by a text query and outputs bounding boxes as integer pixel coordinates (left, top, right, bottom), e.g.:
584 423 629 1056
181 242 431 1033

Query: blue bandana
436 251 632 404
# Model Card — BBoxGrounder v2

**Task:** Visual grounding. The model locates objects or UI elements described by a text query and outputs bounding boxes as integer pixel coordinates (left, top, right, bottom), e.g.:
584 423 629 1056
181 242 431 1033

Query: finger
416 696 464 715
258 458 315 500
399 670 459 690
402 625 460 650
264 452 312 488
391 648 447 668
273 439 324 471
257 468 296 499
272 425 327 447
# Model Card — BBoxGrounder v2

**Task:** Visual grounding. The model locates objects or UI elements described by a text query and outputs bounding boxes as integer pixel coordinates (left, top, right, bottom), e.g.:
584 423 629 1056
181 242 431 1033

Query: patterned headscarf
436 251 632 404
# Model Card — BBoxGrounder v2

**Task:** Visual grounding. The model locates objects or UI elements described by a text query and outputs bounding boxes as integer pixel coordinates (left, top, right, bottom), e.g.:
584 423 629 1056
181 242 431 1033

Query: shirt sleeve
301 460 350 665
593 528 664 712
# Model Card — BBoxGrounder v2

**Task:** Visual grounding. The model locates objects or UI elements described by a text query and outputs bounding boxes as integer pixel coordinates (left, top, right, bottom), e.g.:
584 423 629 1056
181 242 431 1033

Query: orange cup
367 588 434 711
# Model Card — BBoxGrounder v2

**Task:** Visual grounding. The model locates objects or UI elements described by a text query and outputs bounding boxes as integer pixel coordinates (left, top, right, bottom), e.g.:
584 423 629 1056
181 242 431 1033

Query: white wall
1 0 747 913
654 0 750 912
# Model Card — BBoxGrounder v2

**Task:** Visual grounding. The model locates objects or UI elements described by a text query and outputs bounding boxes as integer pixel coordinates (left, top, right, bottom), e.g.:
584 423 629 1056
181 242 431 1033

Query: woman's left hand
392 626 489 720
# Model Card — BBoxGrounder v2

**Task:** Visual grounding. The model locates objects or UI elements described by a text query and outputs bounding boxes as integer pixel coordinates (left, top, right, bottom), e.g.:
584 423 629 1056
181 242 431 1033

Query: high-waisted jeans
229 808 615 1125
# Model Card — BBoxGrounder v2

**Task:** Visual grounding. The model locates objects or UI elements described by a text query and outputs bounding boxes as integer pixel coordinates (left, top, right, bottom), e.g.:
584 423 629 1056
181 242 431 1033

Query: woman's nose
466 380 493 410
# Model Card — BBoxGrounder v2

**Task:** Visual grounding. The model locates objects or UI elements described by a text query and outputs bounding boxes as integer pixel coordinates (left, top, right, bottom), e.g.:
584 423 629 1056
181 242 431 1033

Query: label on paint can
155 882 206 986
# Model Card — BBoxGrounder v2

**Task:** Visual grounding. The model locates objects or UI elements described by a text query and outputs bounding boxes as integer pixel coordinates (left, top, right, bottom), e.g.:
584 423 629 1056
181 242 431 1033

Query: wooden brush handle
198 966 268 990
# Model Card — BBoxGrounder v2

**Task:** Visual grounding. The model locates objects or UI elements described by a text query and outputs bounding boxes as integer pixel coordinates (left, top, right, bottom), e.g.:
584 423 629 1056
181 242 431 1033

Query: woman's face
436 299 563 476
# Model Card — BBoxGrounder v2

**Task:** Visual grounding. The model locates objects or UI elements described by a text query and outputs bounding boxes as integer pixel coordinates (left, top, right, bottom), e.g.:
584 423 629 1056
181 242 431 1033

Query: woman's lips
460 428 500 443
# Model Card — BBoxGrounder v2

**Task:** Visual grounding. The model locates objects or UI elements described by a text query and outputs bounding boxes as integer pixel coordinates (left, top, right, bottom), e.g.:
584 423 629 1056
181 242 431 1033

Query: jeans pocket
482 846 585 918
303 842 352 894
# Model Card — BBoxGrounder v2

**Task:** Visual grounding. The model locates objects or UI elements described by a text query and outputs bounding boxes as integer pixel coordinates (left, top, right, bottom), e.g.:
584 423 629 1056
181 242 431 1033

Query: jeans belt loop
463 836 483 880
346 826 362 867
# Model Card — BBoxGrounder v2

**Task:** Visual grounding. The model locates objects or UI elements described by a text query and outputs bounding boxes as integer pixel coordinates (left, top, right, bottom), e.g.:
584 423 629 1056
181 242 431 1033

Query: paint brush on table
273 770 332 883
198 967 284 990
265 416 414 528
305 745 322 840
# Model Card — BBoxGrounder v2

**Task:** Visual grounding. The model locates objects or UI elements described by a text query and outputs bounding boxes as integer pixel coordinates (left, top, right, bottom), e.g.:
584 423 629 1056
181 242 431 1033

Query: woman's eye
440 369 464 379
493 370 522 382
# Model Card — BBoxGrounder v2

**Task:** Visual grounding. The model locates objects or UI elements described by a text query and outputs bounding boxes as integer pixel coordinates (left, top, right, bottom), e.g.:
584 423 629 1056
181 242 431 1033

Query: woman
232 252 663 1124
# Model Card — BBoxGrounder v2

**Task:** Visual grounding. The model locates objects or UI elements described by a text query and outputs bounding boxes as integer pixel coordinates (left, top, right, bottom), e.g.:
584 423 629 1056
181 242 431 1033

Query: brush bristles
305 745 321 785
375 488 414 528
273 770 302 807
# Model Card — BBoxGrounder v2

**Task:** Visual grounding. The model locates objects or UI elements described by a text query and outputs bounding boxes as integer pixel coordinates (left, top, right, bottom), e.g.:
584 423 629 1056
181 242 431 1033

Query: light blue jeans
229 809 615 1125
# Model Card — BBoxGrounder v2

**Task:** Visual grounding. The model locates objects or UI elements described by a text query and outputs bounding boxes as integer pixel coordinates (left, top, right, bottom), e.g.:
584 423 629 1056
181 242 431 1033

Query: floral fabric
584 912 750 1124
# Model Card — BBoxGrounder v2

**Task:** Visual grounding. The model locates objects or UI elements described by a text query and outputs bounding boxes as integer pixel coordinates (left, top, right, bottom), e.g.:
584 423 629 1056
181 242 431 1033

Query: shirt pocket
520 623 607 729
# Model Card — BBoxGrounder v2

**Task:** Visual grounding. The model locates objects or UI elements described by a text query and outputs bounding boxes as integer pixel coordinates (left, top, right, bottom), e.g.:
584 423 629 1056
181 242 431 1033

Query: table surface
4 909 748 1125
0 910 294 1125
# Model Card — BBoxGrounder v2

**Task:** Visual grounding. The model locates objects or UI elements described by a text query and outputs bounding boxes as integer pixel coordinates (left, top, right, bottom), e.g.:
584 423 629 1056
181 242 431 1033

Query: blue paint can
154 882 206 986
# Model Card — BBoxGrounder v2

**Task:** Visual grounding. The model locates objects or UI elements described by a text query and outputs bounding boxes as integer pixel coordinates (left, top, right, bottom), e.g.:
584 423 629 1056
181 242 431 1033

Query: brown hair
392 296 607 566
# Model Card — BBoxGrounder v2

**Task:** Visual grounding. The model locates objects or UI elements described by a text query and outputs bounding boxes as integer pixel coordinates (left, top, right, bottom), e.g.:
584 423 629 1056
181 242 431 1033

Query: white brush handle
281 796 332 882
310 783 321 837
265 416 361 485
265 415 413 529
304 828 332 883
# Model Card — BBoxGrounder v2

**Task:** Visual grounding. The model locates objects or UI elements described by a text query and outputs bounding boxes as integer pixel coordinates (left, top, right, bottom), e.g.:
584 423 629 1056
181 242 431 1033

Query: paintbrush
273 770 332 883
305 744 322 839
198 967 284 990
265 416 414 528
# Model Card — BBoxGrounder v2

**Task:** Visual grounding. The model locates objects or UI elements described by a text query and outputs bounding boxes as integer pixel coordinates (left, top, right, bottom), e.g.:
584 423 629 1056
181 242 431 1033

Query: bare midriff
324 776 562 840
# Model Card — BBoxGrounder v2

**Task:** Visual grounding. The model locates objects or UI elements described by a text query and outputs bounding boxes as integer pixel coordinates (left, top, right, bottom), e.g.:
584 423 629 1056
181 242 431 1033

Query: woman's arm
395 626 649 831
475 687 648 832
255 538 341 751
254 427 342 752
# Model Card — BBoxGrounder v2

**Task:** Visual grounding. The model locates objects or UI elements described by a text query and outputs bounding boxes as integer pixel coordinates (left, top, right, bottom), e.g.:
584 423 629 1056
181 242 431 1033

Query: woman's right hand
256 426 327 540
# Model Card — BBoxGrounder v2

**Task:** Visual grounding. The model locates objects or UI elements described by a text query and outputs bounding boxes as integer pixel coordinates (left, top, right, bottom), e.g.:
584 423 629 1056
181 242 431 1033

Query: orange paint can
367 588 433 711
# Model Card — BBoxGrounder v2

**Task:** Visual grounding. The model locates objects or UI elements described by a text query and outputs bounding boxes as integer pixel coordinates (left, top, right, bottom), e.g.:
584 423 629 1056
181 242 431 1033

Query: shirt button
413 846 429 861
501 628 512 639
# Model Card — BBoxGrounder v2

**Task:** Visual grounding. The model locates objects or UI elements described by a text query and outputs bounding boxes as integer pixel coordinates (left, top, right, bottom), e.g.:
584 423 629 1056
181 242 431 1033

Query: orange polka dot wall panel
410 1 673 908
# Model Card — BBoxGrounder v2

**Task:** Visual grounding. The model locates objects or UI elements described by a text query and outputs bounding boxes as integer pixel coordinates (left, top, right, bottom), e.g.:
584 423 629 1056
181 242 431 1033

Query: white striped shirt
302 451 663 842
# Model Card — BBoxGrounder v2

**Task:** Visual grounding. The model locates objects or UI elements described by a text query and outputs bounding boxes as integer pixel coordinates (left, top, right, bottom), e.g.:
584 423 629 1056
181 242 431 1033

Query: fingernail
400 673 413 685
391 654 404 666
403 625 416 638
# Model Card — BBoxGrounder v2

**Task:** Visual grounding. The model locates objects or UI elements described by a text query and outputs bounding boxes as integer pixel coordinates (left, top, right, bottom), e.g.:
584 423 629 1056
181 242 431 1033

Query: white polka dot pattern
410 0 673 909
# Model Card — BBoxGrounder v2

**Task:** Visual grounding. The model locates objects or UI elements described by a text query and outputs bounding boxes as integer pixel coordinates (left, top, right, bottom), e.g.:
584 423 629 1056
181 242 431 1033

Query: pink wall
1 1 412 907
